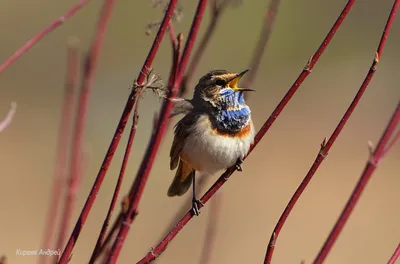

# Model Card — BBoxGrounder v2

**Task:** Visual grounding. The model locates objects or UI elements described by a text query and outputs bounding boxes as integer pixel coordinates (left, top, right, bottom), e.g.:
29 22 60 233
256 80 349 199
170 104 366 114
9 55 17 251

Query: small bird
168 69 255 215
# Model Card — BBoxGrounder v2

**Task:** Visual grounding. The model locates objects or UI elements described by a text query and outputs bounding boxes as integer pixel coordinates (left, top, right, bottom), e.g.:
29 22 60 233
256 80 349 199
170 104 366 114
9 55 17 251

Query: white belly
181 118 255 174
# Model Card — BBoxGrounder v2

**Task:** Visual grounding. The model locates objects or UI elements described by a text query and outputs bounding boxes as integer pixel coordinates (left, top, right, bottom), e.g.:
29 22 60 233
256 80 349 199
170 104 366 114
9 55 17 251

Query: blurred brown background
0 0 399 263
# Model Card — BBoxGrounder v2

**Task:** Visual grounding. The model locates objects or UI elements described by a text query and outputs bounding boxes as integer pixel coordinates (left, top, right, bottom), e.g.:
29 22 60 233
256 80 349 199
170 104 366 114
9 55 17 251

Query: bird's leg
235 157 244 171
191 173 204 216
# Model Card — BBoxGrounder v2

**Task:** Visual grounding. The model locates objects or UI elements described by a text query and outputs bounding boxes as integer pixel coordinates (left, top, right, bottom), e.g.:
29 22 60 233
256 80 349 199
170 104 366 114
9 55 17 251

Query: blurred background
0 0 399 263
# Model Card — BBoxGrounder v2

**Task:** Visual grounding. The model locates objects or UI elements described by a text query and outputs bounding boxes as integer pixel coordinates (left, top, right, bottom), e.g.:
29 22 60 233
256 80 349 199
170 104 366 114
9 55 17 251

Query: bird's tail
167 160 194 197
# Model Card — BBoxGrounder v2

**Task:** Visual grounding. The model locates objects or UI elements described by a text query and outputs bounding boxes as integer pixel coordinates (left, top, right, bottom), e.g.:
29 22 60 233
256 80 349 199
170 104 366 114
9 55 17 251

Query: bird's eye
215 79 226 86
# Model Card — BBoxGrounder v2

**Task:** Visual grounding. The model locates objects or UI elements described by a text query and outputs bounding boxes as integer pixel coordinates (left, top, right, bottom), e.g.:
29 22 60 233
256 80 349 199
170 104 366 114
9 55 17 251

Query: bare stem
55 51 92 264
199 194 222 264
168 21 178 50
0 0 90 75
57 0 122 262
105 1 208 262
137 0 354 262
180 0 233 96
387 243 400 264
264 1 400 263
88 100 140 264
38 41 80 264
242 0 280 90
313 101 400 263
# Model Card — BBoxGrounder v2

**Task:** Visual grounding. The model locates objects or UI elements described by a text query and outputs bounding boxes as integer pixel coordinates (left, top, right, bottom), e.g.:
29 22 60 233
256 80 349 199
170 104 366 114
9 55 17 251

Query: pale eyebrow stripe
211 73 236 80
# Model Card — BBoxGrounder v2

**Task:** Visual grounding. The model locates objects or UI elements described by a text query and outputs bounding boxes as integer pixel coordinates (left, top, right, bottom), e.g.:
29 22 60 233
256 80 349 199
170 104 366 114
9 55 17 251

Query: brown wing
169 112 199 170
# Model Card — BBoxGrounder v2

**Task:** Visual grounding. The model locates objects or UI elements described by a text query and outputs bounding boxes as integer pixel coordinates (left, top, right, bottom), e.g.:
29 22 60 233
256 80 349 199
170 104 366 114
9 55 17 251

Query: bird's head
193 69 254 110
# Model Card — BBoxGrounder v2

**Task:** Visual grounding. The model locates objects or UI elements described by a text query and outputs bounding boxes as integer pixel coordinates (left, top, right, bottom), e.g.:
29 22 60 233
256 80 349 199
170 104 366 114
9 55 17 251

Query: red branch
264 0 399 262
95 33 184 260
137 0 354 263
88 101 140 264
199 194 222 264
314 101 400 263
0 0 90 75
57 0 120 263
97 213 123 262
38 41 79 264
55 46 91 259
387 243 400 264
180 0 231 96
106 1 208 262
0 102 17 132
81 7 183 263
168 22 178 51
242 0 280 89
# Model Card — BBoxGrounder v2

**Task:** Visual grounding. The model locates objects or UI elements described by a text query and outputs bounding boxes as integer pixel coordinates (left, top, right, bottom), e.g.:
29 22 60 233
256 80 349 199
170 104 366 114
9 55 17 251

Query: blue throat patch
214 89 251 132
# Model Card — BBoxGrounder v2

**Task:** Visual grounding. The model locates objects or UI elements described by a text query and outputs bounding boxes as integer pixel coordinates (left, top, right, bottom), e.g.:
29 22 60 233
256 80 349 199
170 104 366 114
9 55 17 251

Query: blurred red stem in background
265 1 399 263
0 102 17 132
242 0 280 89
89 100 140 264
199 194 222 264
314 101 400 263
180 0 231 96
55 48 92 261
137 0 354 262
57 0 121 262
98 213 123 262
387 243 400 264
38 41 80 264
0 0 90 75
106 1 208 262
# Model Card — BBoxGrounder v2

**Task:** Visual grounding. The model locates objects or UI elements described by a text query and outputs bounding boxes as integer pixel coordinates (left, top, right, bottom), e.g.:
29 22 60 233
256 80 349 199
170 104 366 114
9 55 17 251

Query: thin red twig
100 34 184 255
168 21 178 50
176 0 208 82
38 41 79 264
97 213 123 262
314 101 400 263
88 101 140 264
137 0 354 262
264 0 400 262
55 48 92 260
242 0 280 89
180 0 231 96
95 41 183 262
387 243 400 264
0 0 90 75
57 0 120 263
106 2 208 262
199 194 222 264
80 3 181 260
0 102 17 132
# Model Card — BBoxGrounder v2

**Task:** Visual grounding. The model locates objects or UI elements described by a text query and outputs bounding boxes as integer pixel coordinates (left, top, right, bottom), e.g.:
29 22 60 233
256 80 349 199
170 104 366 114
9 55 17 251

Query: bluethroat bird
168 69 255 215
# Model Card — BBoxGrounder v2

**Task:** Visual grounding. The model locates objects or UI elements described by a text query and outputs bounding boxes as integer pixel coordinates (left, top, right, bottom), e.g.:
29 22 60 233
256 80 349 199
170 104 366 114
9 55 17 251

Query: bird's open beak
228 69 255 92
